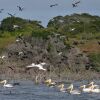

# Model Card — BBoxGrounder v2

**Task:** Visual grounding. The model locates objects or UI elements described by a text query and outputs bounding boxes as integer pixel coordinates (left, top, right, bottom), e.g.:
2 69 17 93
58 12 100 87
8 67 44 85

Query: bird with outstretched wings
17 6 24 11
50 4 58 7
0 9 4 13
8 13 16 17
72 1 80 7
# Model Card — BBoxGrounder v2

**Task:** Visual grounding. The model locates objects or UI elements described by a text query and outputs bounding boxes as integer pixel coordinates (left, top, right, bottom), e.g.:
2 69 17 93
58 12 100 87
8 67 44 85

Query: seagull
17 6 24 11
50 4 58 7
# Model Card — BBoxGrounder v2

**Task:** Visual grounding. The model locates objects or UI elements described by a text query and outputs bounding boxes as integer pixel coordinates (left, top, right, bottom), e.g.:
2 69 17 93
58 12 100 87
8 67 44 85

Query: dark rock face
0 34 90 73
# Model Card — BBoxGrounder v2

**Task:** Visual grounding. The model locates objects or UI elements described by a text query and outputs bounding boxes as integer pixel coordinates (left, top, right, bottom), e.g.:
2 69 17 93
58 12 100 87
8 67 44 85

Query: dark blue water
0 80 100 100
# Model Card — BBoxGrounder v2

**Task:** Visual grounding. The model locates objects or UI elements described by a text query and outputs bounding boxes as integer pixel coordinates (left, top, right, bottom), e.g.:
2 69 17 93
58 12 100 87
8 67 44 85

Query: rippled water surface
0 80 100 100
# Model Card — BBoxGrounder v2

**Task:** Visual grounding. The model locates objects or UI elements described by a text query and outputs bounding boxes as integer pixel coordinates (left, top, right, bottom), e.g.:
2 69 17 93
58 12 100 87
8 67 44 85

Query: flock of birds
43 79 100 94
0 0 81 17
0 5 24 17
0 79 100 95
50 1 80 8
0 0 99 96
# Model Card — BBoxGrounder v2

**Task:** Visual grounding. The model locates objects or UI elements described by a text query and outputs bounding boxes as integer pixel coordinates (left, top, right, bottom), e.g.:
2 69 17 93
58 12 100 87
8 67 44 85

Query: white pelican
26 63 35 68
88 82 100 93
80 85 92 93
58 84 66 92
67 84 81 94
88 81 99 88
0 80 13 88
91 88 100 93
35 63 46 71
26 62 46 71
45 79 56 87
80 82 100 93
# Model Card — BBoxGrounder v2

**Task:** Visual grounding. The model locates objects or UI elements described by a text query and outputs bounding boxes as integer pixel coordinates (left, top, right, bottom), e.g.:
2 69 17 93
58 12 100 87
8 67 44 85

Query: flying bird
75 1 80 4
8 66 14 71
0 9 4 13
17 6 24 11
72 1 80 7
8 13 16 17
50 4 58 7
26 62 46 71
72 3 77 7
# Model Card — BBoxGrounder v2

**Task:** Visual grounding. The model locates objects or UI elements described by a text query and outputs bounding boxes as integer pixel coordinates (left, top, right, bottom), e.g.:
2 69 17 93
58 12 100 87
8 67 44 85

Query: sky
0 0 100 27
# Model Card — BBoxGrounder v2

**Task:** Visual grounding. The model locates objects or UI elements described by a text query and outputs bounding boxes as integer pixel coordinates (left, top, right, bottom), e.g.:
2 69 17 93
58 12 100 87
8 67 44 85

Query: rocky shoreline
0 66 100 82
0 33 99 81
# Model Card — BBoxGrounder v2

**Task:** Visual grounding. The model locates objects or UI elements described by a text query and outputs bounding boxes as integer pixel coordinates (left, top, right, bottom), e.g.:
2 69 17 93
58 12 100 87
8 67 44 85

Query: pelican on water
88 81 99 88
80 85 92 93
45 79 56 87
80 82 100 93
57 84 66 92
88 82 100 93
0 80 13 88
91 87 100 93
67 84 81 94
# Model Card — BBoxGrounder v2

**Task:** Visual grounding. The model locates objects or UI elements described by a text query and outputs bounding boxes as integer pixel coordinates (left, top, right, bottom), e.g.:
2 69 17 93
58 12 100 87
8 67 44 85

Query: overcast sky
0 0 100 27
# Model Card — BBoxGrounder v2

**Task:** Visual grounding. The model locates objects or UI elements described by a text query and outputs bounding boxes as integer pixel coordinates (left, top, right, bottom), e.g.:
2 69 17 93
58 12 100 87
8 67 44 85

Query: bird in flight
17 6 24 11
72 1 80 7
72 3 77 7
50 4 58 7
7 13 16 17
0 9 4 13
26 62 47 71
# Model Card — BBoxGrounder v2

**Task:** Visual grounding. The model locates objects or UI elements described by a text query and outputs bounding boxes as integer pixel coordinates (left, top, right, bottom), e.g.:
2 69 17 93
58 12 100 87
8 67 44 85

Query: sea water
0 80 99 100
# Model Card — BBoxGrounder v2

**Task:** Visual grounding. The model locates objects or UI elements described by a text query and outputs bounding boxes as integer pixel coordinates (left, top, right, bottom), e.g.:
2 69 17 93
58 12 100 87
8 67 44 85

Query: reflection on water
0 80 100 100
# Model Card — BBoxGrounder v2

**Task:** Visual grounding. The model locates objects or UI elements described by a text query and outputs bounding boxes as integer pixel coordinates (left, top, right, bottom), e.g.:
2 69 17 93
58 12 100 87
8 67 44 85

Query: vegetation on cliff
0 13 100 77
